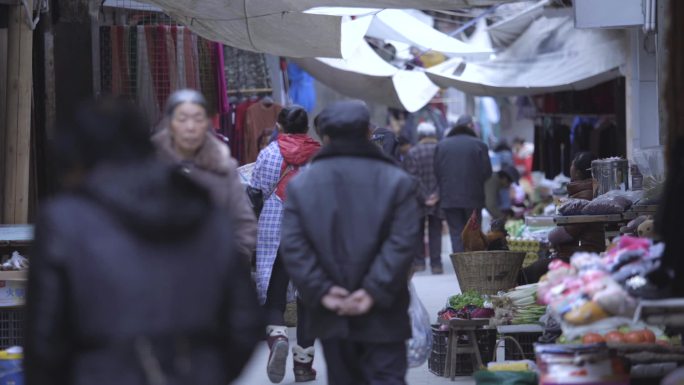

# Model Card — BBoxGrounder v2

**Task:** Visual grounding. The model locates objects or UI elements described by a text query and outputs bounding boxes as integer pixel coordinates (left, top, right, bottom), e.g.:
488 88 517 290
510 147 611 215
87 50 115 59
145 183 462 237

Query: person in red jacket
250 105 321 383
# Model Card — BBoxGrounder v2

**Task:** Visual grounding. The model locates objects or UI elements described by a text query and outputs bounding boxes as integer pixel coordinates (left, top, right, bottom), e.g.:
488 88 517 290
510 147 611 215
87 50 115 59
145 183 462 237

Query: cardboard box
0 271 27 307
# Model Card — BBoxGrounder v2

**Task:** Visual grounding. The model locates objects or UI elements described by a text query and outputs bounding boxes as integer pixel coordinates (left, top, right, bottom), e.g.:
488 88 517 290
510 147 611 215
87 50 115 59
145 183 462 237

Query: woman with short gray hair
152 89 257 260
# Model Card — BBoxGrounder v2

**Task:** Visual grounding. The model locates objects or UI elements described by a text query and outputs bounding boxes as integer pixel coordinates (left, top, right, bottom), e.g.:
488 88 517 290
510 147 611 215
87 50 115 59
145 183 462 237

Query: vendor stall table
0 225 33 245
634 298 684 326
438 318 493 380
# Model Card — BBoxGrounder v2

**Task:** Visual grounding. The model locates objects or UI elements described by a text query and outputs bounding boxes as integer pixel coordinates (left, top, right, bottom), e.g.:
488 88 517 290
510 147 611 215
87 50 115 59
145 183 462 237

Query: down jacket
26 160 263 385
152 130 257 259
280 140 419 343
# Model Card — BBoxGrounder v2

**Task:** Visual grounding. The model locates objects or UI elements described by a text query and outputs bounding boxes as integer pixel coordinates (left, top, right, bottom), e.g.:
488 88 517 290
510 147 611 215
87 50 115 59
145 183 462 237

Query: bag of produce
558 198 590 216
406 283 431 368
581 190 641 215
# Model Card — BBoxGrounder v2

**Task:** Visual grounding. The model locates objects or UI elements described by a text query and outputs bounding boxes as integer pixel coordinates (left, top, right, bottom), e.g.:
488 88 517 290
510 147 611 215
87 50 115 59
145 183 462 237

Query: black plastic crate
0 307 24 349
428 325 448 376
428 324 497 377
501 331 542 361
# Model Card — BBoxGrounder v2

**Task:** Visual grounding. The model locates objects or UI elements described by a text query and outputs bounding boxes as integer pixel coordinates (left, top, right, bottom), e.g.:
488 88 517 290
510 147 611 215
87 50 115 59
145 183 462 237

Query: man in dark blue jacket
281 101 419 385
435 115 493 252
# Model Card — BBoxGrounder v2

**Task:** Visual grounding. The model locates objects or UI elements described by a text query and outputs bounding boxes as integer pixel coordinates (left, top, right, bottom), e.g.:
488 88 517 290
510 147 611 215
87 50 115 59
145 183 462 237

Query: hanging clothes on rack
232 99 258 164
244 100 283 164
100 25 220 126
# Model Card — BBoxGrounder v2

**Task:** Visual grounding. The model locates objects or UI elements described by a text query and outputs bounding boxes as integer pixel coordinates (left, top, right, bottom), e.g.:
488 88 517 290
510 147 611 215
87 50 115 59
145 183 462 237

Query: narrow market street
233 235 473 385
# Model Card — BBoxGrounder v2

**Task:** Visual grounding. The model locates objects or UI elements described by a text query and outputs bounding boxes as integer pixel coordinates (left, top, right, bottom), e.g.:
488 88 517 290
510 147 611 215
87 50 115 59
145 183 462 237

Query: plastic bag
558 198 590 216
632 147 665 204
581 190 641 215
406 283 431 368
474 370 538 385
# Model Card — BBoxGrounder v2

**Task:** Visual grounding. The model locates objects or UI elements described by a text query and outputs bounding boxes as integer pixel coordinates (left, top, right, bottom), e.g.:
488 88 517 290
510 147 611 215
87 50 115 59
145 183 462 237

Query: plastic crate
501 331 542 361
0 307 23 349
428 325 497 377
428 325 448 376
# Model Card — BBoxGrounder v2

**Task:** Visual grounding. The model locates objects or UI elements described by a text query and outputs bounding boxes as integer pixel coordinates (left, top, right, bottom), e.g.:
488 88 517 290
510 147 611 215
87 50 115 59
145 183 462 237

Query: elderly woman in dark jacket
152 89 257 260
26 98 263 385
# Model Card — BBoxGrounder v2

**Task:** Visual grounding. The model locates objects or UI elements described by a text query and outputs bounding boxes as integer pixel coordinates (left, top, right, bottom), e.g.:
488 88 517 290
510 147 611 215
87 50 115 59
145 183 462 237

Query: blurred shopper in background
281 100 419 385
26 97 263 385
403 122 444 274
485 164 520 220
152 89 257 261
435 115 493 252
250 106 321 383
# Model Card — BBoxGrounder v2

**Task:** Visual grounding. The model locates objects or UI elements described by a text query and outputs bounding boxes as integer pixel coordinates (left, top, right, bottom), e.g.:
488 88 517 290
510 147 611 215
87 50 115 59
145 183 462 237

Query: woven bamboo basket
450 251 526 295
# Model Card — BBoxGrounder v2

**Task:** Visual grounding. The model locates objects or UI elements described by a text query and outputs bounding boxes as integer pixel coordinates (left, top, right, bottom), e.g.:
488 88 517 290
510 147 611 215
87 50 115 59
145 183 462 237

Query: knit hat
417 122 437 137
318 100 371 140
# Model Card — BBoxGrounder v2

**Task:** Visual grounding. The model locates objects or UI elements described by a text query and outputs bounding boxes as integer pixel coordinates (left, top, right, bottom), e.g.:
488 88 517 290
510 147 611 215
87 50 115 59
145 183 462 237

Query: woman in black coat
26 98 263 385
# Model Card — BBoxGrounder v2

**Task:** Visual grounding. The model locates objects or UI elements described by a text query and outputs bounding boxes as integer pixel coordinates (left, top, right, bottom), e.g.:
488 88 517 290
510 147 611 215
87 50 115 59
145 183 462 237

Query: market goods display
439 291 494 322
581 190 641 215
535 344 629 385
557 198 590 216
1 252 28 271
489 284 546 326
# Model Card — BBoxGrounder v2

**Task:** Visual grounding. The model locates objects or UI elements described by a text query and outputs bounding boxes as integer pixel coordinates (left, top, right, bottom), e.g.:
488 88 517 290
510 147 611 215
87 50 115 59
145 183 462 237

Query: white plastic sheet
426 16 628 96
486 0 549 48
366 9 494 58
293 41 439 112
136 0 516 58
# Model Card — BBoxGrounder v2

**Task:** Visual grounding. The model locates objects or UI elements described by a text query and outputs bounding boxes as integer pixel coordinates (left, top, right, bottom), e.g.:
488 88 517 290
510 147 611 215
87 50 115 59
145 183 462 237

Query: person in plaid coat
403 122 444 274
250 106 321 383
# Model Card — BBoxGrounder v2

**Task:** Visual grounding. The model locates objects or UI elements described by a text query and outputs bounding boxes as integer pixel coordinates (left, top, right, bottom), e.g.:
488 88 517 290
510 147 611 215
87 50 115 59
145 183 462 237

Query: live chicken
461 210 488 252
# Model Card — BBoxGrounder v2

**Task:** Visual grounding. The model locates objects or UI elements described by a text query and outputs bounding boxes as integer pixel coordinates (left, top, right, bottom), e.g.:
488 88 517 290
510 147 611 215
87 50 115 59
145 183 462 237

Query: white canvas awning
294 41 439 112
138 0 373 58
426 16 628 96
486 0 549 48
136 0 516 58
365 9 494 58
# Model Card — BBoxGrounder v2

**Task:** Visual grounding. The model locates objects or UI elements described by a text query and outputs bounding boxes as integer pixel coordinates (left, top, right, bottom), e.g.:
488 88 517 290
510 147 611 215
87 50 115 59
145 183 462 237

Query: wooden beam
3 3 33 224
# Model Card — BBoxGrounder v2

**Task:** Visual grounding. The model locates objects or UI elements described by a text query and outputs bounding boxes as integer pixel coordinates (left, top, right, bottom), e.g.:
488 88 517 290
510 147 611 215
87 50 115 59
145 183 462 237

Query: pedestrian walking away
280 100 419 385
403 122 443 274
152 89 257 261
25 97 263 385
435 115 492 253
250 105 321 383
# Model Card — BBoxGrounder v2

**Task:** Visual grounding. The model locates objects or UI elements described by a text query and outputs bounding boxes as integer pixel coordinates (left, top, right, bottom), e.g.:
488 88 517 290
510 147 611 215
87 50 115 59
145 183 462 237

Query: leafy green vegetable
448 290 485 309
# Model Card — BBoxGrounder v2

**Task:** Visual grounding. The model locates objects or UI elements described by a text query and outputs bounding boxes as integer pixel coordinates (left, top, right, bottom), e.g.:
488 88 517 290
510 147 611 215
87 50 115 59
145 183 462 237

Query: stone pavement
233 235 475 385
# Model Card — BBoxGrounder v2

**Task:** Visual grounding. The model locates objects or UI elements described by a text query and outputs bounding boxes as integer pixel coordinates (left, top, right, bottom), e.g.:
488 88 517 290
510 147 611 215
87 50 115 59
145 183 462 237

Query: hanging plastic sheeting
426 16 628 96
293 41 439 113
364 9 495 59
486 0 550 48
468 18 495 54
138 0 372 58
135 0 517 58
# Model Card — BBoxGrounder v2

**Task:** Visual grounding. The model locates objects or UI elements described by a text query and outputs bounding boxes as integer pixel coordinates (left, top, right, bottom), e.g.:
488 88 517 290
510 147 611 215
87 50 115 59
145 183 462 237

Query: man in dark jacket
435 115 493 252
281 101 419 385
404 122 443 274
26 98 263 385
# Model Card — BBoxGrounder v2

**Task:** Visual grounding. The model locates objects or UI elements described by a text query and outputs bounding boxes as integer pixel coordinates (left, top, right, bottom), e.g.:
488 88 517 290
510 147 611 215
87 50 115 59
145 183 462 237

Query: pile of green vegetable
490 284 546 326
448 290 485 309
511 305 546 325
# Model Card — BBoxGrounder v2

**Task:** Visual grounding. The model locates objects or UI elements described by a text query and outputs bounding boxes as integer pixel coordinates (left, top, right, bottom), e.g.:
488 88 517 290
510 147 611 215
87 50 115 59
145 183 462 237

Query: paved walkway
233 235 475 385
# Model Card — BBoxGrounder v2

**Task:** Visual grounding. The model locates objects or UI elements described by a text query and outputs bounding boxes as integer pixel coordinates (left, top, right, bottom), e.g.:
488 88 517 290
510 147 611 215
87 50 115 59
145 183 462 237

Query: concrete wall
625 29 661 159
